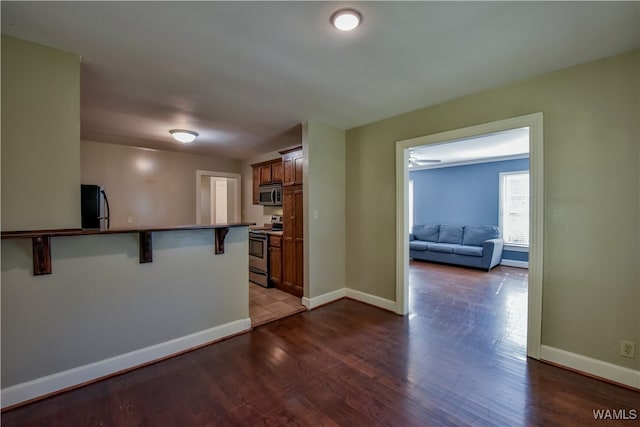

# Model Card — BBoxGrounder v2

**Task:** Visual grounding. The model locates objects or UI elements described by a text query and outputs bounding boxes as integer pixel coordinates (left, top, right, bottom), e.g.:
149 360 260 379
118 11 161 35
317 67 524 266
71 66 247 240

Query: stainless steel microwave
258 183 282 206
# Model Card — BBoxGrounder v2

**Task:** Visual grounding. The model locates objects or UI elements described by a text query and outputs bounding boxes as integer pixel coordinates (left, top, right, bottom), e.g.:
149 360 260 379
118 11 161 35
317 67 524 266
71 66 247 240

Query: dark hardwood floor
2 261 637 426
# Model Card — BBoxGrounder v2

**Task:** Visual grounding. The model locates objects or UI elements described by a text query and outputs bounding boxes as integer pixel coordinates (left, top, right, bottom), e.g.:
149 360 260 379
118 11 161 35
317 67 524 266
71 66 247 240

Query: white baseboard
302 287 396 313
501 259 529 268
541 345 640 390
302 288 346 309
1 318 252 409
345 288 397 312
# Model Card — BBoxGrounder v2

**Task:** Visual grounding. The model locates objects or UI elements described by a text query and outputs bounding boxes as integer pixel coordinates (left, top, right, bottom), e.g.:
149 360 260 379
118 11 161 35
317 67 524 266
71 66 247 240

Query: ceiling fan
408 150 441 167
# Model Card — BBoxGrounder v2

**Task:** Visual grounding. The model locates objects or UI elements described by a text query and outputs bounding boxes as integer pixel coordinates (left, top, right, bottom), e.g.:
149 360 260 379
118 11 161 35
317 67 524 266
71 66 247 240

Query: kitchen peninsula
1 223 253 408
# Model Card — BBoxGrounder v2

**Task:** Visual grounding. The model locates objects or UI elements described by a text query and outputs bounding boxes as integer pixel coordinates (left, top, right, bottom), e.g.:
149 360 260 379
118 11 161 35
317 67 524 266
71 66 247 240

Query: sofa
410 224 503 271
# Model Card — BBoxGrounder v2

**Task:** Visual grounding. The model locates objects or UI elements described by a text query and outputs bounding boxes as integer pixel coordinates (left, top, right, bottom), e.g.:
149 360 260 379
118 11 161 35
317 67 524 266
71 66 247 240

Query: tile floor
249 283 306 327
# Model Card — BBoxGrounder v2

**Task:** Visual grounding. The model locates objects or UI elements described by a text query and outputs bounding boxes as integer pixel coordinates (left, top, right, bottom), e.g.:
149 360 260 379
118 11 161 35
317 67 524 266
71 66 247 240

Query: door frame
195 170 242 225
395 112 544 359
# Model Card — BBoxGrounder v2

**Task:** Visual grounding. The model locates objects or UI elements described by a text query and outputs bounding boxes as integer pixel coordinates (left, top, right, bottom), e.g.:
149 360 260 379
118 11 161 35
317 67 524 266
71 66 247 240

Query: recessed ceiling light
331 9 361 31
169 129 199 143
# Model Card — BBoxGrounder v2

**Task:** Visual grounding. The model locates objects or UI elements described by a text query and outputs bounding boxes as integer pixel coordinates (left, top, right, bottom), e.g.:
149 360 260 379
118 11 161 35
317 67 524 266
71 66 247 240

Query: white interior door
211 177 228 224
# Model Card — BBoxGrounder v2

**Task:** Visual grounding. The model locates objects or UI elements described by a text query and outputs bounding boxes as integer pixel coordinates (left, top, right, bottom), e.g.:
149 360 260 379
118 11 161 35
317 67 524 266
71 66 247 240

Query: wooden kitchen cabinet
280 146 303 186
271 161 283 183
257 160 282 185
260 164 272 184
251 158 283 204
281 184 303 297
252 166 260 204
269 234 282 286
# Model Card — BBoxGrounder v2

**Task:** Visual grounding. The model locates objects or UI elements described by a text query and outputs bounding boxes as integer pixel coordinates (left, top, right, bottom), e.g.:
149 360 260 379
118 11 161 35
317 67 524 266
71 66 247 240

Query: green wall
346 50 639 370
303 122 346 298
1 35 81 231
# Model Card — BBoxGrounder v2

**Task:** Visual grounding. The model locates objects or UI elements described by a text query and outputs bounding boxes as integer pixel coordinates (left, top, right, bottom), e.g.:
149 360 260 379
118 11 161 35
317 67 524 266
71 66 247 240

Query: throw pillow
438 225 464 244
462 225 500 247
413 224 439 242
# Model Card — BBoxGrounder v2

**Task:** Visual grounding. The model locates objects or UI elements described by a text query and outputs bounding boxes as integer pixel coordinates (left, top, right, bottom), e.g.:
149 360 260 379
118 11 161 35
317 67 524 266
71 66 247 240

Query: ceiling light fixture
169 129 199 143
331 9 362 31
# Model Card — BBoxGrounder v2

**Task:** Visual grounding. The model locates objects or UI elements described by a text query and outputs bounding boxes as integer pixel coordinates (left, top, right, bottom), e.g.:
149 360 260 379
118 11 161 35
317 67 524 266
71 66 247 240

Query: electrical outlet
620 340 635 358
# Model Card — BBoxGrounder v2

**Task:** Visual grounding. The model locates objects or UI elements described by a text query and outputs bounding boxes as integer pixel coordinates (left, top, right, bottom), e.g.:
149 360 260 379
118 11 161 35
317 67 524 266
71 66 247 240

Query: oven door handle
249 266 267 275
249 234 268 241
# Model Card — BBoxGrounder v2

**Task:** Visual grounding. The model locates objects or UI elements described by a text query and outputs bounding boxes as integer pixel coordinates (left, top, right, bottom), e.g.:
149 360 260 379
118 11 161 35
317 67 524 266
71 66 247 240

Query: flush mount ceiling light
169 129 199 143
331 8 362 31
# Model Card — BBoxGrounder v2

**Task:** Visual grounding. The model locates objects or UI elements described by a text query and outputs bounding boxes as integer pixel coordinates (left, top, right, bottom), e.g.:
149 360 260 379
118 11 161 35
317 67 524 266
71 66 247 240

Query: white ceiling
409 127 530 170
2 2 638 160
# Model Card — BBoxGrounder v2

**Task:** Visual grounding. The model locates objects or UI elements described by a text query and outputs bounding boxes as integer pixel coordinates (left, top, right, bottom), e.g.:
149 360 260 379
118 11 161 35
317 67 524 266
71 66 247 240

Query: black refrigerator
81 184 110 229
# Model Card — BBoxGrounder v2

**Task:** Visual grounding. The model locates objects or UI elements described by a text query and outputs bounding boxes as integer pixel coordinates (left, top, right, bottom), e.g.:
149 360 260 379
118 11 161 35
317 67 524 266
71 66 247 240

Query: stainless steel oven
249 231 269 287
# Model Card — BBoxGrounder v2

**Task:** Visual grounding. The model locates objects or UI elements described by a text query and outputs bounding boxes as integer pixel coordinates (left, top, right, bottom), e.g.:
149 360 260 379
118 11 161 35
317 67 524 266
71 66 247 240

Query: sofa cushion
438 225 464 244
413 224 439 242
453 246 483 257
426 243 457 254
462 225 500 247
409 241 429 251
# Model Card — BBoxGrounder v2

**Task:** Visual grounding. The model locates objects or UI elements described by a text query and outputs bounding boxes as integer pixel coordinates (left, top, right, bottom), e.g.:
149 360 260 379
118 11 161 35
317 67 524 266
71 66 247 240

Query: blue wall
410 158 529 262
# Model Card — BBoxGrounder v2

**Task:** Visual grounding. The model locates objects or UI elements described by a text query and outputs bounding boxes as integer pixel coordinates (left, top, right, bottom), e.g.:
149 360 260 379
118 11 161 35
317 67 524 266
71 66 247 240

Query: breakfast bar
1 223 253 275
1 224 253 408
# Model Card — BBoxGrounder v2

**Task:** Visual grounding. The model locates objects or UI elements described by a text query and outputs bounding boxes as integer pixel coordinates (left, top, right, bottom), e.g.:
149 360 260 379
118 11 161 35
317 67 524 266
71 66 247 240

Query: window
499 171 529 247
409 178 414 233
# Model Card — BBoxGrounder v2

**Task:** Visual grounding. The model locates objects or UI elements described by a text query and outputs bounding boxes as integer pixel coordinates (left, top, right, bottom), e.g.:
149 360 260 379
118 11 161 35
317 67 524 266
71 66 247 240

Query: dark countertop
1 223 255 239
249 227 283 237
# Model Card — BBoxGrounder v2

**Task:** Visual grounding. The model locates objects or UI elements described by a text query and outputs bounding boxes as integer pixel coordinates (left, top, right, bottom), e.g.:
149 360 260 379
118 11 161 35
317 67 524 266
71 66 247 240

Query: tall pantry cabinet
279 147 304 297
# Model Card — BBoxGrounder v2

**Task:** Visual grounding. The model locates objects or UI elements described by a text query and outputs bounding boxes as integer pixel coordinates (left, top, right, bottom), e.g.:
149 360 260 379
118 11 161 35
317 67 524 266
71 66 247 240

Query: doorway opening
195 170 241 225
396 113 543 359
408 127 530 267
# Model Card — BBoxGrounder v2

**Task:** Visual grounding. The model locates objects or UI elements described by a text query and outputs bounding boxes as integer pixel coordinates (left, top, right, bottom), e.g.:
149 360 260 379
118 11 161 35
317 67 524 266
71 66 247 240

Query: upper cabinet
271 160 283 183
252 159 282 185
251 158 283 204
280 146 303 186
252 166 261 204
260 164 272 184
